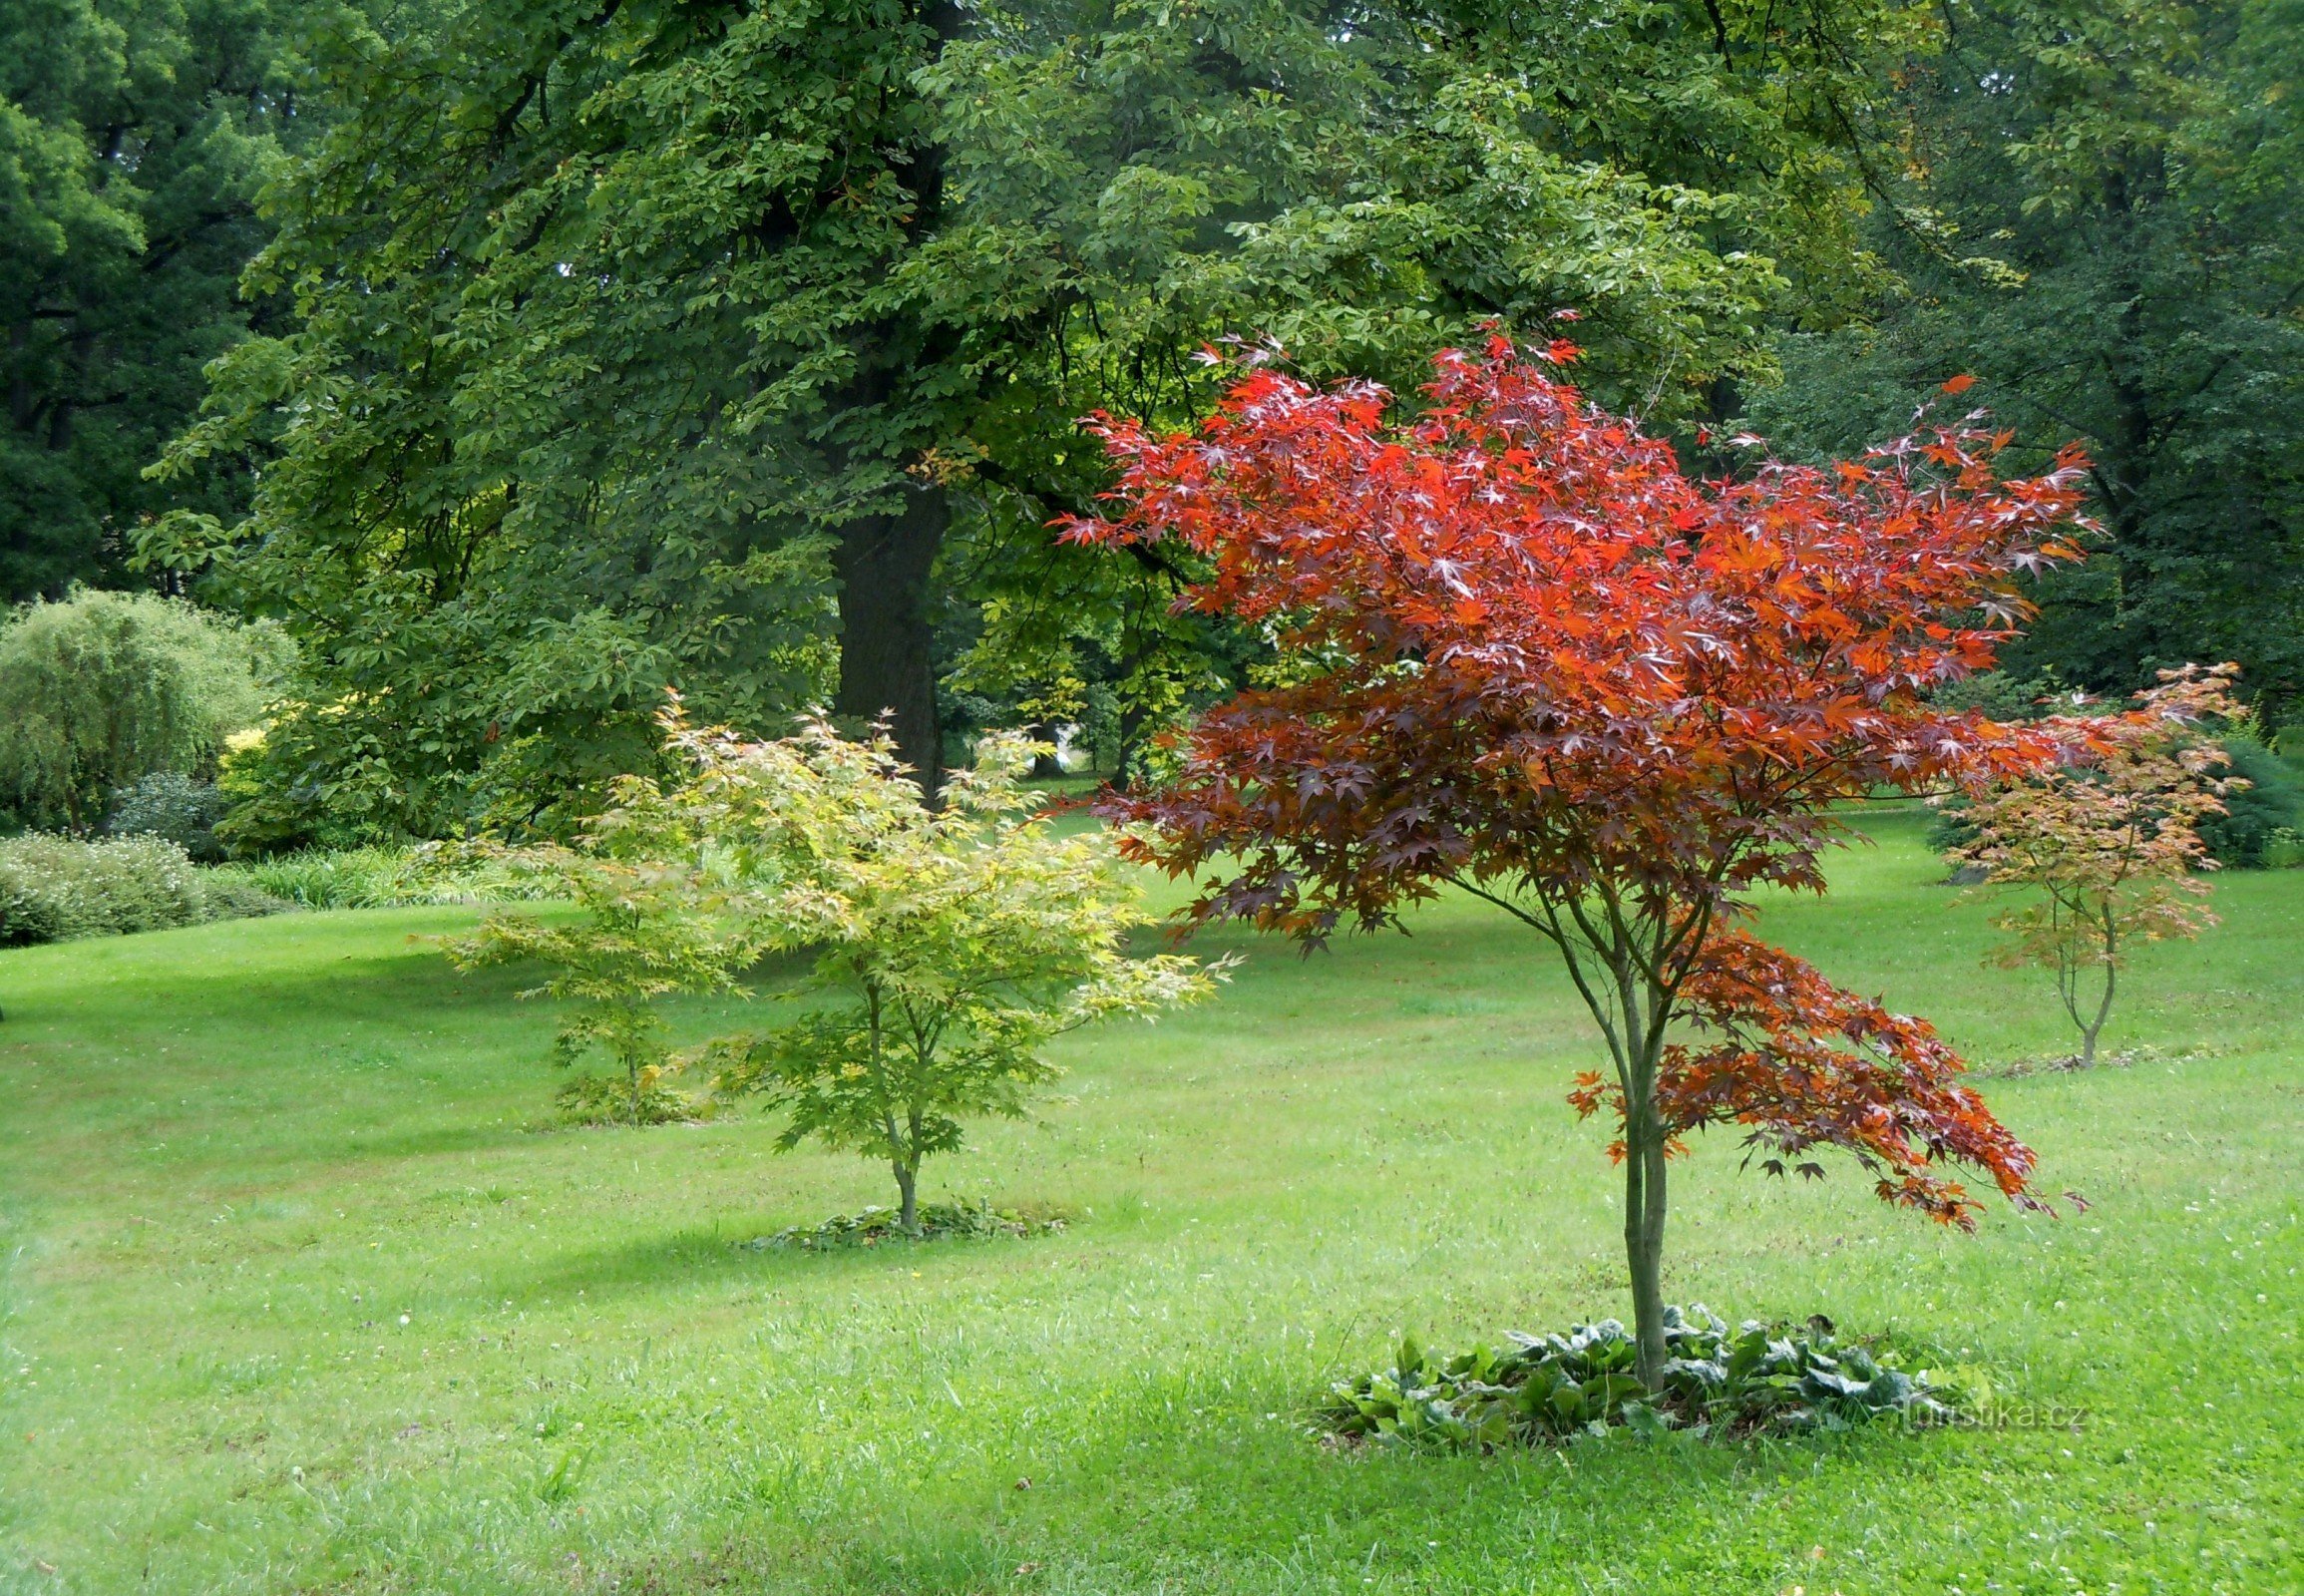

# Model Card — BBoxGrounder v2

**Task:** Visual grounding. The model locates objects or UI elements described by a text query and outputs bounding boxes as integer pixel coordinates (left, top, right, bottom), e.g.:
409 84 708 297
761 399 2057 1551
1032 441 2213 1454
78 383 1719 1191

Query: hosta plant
1320 1305 1958 1450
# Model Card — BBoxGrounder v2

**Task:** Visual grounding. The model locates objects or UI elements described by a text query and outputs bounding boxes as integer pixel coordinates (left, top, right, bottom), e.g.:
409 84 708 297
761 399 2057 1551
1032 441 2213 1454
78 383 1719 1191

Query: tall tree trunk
823 0 965 796
834 485 947 792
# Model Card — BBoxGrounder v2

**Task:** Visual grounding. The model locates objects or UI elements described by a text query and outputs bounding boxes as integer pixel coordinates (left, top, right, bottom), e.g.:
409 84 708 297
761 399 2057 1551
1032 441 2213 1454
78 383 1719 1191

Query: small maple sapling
455 707 1221 1199
1069 337 2090 1387
684 718 1223 1233
1950 665 2241 1067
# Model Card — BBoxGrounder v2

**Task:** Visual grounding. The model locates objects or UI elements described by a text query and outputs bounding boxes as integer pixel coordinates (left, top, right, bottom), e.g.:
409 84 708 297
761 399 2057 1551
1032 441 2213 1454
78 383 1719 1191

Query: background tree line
4 0 2297 847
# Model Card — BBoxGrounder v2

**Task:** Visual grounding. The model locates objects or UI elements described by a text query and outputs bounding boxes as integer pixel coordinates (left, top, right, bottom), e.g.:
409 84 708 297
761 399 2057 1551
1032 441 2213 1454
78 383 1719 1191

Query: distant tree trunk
1023 720 1064 779
834 486 946 794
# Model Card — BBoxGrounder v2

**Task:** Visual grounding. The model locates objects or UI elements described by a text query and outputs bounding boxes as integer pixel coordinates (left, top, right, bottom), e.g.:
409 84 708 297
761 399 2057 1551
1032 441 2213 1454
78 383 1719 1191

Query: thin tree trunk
894 1161 919 1235
1622 1088 1672 1389
2081 913 2118 1067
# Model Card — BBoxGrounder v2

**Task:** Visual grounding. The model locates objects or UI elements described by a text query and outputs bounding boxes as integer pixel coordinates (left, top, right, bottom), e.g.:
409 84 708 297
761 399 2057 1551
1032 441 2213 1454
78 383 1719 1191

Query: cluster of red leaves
1066 335 2100 1224
1570 932 2047 1228
1065 336 2091 940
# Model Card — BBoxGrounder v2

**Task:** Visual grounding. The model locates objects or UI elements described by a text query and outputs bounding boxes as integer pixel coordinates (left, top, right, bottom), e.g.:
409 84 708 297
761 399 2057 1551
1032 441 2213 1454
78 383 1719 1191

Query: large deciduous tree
147 0 1922 838
1072 338 2088 1387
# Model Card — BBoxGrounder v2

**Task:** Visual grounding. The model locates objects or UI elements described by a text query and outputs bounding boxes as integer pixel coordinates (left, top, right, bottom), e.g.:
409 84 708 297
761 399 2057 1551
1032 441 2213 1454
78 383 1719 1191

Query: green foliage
105 772 225 861
0 0 359 598
204 844 561 911
1742 0 2304 718
0 589 282 832
691 722 1223 1227
0 831 286 945
146 0 1910 832
1320 1307 1960 1450
743 1198 1072 1252
2196 738 2304 867
445 726 772 1125
552 1070 702 1129
453 706 1220 1205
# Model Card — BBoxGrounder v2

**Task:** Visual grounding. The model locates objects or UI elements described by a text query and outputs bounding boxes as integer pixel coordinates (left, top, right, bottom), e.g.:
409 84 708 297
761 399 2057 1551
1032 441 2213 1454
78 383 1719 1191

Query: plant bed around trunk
738 1198 1074 1252
1319 1304 1962 1450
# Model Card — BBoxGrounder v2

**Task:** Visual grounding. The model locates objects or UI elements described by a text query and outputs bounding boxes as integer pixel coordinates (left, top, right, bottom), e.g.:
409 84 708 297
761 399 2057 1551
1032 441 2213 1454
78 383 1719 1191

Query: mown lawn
1 808 2297 1594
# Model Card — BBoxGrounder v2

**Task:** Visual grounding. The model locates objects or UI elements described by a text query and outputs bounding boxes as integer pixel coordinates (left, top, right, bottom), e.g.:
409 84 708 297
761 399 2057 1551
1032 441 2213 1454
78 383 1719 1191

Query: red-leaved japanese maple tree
1067 336 2093 1386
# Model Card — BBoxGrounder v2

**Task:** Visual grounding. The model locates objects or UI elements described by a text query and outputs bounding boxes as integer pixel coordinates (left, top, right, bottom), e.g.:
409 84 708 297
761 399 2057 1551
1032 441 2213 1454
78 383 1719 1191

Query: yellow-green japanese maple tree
456 703 1220 1223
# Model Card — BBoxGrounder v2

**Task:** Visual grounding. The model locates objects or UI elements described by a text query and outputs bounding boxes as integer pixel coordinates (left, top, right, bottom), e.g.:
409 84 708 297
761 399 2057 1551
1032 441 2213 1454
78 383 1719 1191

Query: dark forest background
6 0 2297 843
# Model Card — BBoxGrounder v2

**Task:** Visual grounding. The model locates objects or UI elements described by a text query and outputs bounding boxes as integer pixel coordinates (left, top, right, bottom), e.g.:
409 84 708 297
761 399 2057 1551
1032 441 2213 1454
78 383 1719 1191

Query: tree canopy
1745 0 2304 725
2 0 350 600
0 0 2282 840
141 0 1919 838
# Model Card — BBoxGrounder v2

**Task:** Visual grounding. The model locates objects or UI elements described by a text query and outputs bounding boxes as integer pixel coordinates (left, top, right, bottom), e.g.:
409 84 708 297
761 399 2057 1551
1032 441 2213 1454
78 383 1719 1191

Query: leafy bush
105 773 226 861
740 1199 1074 1252
1318 1306 1958 1449
0 590 285 832
206 845 561 910
2195 738 2304 867
2264 829 2304 870
0 833 291 946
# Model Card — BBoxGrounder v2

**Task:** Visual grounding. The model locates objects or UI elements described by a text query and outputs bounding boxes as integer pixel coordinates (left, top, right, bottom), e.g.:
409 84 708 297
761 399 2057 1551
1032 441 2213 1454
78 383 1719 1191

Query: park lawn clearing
0 807 2297 1594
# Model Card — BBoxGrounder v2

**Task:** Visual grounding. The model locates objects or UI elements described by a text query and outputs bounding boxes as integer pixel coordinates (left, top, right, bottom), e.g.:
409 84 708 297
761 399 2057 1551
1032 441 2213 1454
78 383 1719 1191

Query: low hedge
0 833 292 946
206 845 562 910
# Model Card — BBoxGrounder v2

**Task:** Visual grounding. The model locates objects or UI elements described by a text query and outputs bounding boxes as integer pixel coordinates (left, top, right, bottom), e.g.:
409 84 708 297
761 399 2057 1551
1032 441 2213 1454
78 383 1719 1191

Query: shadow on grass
491 1219 1079 1307
586 1356 1933 1596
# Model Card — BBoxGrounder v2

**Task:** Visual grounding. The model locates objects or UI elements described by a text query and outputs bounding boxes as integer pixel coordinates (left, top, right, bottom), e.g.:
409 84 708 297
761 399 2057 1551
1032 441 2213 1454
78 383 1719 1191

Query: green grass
2 809 2298 1594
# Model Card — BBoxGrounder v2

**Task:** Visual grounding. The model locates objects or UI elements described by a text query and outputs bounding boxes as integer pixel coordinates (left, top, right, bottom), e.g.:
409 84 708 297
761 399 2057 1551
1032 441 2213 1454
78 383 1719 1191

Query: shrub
1935 732 2299 874
2195 737 2304 867
1319 1306 1958 1450
2265 829 2304 870
1953 667 2237 1067
1 834 213 945
205 845 561 910
554 1070 702 1127
106 773 227 861
0 590 285 832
